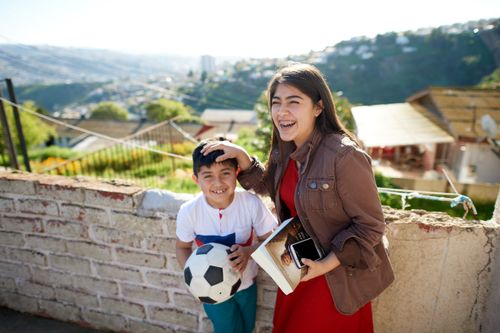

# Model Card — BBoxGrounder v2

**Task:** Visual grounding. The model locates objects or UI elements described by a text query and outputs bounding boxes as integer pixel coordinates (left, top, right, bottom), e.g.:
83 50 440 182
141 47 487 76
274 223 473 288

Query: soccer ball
183 242 242 304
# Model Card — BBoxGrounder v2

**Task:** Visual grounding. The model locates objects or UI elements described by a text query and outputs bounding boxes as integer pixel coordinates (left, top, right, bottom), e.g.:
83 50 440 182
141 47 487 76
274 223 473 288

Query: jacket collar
290 127 323 174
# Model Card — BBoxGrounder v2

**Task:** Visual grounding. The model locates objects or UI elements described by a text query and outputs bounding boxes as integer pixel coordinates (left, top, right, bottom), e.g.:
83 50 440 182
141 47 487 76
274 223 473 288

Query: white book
251 216 324 294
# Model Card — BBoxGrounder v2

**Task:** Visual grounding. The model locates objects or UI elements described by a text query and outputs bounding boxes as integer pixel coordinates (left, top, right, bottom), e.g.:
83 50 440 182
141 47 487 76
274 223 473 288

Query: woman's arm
331 147 385 270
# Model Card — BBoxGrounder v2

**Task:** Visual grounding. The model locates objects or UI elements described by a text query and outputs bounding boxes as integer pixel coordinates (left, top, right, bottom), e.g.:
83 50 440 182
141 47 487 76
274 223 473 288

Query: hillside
0 44 199 84
181 18 499 111
4 18 499 114
316 23 499 104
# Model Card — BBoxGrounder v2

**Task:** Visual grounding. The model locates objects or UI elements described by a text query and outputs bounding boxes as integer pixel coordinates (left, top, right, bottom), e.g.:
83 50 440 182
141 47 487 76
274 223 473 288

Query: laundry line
377 187 478 219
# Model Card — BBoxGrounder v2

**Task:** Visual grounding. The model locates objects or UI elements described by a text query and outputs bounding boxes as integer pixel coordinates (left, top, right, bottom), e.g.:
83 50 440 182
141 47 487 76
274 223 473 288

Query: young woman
202 63 394 333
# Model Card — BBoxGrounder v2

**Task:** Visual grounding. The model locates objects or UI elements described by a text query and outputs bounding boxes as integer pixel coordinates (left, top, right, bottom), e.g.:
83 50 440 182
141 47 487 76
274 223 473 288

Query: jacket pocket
304 177 336 211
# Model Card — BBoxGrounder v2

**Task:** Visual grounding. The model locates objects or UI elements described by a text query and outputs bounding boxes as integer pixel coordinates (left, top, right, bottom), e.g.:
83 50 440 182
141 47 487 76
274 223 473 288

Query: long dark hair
264 63 356 170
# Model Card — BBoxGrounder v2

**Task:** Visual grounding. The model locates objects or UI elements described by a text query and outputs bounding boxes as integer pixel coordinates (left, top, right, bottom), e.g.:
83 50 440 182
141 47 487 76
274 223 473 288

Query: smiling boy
176 138 276 333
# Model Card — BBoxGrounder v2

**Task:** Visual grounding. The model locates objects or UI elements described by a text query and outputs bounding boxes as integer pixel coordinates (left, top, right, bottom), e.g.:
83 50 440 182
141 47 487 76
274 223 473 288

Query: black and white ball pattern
184 242 242 304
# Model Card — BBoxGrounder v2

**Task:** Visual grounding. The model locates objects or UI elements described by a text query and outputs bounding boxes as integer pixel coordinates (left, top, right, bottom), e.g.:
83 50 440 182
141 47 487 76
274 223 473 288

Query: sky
0 0 498 58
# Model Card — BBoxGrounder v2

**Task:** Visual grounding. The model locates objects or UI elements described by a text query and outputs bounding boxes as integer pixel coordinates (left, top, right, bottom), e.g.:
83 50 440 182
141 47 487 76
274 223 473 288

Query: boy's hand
227 244 250 273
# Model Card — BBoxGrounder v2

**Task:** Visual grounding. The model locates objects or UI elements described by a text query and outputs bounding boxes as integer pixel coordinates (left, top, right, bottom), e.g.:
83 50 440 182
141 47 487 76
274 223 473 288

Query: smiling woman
271 84 323 148
200 63 395 333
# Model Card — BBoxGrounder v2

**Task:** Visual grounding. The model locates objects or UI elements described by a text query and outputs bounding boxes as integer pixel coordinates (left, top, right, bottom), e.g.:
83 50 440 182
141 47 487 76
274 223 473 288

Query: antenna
480 114 498 138
480 114 500 158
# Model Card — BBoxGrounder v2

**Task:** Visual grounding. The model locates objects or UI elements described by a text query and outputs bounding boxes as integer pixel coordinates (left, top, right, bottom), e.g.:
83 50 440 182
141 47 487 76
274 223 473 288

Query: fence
41 120 197 189
0 92 199 189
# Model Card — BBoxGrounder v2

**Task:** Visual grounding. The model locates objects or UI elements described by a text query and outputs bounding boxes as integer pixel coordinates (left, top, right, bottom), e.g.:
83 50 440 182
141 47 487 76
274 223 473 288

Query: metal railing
41 120 196 189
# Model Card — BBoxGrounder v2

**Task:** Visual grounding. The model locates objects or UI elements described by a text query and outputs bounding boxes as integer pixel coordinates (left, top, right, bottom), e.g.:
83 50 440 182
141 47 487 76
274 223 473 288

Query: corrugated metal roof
201 109 257 124
42 118 202 142
351 103 455 147
407 87 500 139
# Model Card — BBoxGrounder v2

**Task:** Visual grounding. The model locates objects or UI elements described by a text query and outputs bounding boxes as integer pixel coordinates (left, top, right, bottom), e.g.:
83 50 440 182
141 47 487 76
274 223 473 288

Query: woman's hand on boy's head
227 244 250 273
201 141 252 171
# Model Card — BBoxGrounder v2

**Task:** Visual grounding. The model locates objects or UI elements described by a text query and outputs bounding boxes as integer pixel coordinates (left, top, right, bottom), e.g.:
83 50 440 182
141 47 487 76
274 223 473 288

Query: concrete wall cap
137 189 193 218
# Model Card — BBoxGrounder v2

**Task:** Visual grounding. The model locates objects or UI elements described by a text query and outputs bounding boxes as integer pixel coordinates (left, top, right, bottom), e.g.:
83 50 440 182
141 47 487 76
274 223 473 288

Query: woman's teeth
280 121 295 128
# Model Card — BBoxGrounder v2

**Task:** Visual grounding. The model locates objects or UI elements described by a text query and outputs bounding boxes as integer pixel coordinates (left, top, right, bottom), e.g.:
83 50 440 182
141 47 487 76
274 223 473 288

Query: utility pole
5 78 31 171
0 89 20 169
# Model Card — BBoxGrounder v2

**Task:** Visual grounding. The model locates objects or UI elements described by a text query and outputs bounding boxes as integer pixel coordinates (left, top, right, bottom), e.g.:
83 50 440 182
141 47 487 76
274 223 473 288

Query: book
251 216 324 294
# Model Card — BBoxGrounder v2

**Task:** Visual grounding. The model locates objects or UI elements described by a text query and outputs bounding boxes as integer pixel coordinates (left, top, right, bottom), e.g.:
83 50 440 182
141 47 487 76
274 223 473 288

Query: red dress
273 159 374 333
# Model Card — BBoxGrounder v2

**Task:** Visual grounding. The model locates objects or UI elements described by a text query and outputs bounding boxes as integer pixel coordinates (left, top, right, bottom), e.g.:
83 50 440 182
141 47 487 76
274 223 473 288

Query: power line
0 97 191 160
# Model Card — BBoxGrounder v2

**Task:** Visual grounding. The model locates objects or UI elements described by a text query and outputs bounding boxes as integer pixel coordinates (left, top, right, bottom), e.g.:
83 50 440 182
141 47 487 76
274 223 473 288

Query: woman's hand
228 244 251 273
201 141 252 171
300 252 341 282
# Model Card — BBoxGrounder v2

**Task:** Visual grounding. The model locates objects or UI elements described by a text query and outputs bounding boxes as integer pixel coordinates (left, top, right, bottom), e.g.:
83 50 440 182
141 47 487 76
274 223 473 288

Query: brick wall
0 171 499 333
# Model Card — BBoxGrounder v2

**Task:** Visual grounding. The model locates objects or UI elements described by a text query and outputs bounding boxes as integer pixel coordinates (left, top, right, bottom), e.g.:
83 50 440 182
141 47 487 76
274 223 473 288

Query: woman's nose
276 105 289 115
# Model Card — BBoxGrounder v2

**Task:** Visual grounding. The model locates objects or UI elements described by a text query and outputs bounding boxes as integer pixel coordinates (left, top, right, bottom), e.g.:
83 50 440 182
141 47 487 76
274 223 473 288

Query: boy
176 138 276 333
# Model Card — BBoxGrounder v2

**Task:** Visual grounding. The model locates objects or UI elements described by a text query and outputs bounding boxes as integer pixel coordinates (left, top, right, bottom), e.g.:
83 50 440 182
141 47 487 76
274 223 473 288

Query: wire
378 187 478 219
0 97 191 161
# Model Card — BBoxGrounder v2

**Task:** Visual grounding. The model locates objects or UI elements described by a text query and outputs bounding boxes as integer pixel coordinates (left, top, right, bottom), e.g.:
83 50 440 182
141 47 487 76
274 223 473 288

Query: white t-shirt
176 188 277 291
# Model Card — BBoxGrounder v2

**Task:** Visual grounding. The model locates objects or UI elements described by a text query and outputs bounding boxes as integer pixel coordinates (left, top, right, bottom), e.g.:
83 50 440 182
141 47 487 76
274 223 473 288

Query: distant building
351 103 454 172
41 118 202 152
200 55 216 74
408 87 500 183
198 109 257 140
352 87 500 184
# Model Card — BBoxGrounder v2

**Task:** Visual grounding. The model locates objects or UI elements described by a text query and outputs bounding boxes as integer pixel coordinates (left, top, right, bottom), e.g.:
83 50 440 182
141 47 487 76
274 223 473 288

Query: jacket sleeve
237 157 270 196
331 147 385 270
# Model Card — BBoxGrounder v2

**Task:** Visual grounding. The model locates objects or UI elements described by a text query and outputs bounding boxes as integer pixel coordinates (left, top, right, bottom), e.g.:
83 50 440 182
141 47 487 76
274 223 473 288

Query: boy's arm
228 231 273 273
176 239 193 269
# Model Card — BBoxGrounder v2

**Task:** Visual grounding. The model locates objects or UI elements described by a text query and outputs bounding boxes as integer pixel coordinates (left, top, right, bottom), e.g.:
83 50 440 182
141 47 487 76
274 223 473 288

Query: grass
5 145 495 220
375 172 494 220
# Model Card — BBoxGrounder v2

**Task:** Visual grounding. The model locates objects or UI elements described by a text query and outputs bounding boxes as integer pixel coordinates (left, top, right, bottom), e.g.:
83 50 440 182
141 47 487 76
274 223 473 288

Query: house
351 103 454 172
407 87 500 183
199 108 257 140
42 118 202 152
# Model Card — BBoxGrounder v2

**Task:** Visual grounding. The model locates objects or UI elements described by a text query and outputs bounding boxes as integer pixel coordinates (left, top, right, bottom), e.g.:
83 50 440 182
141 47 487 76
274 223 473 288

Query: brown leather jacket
238 128 394 314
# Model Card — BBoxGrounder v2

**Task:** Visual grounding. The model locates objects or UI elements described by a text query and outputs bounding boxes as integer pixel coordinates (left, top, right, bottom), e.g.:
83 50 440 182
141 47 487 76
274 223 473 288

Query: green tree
333 92 355 131
235 92 272 162
0 100 57 162
201 71 208 83
477 68 500 89
145 98 191 122
90 102 128 120
253 92 273 155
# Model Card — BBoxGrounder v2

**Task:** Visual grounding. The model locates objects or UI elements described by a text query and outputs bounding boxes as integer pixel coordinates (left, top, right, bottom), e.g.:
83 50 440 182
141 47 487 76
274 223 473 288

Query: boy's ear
192 174 199 184
236 166 240 176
